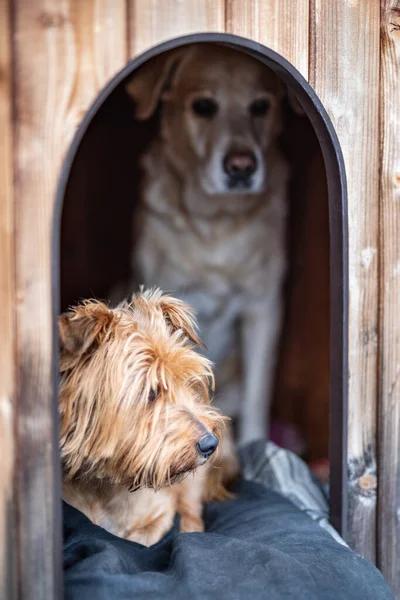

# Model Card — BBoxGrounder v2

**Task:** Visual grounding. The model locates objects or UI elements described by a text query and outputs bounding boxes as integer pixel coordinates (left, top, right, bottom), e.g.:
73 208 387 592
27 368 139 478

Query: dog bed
63 442 393 600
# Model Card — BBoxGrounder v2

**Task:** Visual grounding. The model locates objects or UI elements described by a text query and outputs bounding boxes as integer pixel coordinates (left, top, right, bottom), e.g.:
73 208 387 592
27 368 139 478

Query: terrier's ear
159 295 206 349
125 47 190 120
59 302 114 357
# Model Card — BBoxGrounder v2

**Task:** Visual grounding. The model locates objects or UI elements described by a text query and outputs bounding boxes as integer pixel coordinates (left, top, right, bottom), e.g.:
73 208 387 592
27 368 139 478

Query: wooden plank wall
225 0 309 79
2 0 400 597
309 1 381 562
128 0 225 56
378 1 400 594
0 0 16 598
10 1 128 598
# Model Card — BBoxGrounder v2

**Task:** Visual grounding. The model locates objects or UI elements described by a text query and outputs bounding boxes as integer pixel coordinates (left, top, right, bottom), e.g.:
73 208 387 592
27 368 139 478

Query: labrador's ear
125 48 190 120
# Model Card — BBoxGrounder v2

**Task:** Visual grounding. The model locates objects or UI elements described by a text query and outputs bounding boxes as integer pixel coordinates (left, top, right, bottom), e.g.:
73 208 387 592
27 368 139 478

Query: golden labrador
118 44 289 444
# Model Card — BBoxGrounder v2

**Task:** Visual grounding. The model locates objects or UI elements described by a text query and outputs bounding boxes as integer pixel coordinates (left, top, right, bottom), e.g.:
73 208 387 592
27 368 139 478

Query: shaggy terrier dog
59 288 237 546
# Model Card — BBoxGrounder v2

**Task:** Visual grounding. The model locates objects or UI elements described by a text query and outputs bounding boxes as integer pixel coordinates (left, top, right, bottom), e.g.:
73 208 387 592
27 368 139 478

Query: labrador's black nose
196 434 219 458
223 151 257 180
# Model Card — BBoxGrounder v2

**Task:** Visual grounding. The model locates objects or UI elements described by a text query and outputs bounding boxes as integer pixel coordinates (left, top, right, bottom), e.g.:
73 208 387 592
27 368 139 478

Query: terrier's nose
223 151 257 180
196 434 219 458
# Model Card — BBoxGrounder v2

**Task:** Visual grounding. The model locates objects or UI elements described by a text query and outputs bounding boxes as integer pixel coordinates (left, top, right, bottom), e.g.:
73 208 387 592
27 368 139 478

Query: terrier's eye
191 98 218 118
249 98 271 117
148 388 159 403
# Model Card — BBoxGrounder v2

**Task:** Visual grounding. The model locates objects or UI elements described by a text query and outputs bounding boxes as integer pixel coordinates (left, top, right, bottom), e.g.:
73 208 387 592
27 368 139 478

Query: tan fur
59 288 238 546
116 44 290 443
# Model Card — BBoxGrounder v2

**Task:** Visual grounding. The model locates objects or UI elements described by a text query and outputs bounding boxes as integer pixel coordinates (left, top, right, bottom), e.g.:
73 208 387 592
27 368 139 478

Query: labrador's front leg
239 292 283 444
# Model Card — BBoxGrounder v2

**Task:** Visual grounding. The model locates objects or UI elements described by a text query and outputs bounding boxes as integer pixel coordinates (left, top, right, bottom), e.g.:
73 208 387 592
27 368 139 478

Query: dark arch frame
53 33 348 538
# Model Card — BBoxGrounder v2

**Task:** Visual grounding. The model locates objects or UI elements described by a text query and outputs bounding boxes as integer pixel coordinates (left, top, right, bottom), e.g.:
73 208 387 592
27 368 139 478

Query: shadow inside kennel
60 46 330 475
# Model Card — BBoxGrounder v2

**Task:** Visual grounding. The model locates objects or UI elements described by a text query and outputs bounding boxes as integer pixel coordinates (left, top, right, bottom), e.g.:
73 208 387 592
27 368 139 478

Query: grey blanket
63 441 393 599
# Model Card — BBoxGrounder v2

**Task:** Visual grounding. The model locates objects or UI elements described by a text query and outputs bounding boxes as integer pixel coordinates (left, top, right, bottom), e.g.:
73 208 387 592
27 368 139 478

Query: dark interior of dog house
60 43 330 480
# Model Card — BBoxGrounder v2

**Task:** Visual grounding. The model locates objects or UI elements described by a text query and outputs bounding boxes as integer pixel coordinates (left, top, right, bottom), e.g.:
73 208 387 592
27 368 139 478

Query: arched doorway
54 33 348 536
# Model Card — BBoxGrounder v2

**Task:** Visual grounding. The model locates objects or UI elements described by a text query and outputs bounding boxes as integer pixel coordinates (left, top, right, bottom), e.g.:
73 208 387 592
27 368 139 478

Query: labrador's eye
249 98 271 117
191 98 218 118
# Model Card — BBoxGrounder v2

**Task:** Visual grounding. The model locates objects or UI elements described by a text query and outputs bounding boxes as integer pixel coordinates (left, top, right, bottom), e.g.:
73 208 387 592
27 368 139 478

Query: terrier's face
59 289 225 491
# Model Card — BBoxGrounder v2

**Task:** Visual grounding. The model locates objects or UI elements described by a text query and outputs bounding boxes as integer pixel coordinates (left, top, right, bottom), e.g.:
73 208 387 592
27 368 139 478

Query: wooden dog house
1 2 399 598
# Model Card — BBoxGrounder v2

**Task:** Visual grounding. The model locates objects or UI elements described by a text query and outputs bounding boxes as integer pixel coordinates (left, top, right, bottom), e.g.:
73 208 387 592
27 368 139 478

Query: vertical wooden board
378 2 400 593
128 0 225 57
0 0 16 598
309 1 380 559
225 0 309 79
12 2 127 598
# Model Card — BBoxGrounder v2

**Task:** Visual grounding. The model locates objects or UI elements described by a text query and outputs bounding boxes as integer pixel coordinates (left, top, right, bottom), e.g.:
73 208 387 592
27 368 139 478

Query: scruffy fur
115 43 290 443
59 288 238 546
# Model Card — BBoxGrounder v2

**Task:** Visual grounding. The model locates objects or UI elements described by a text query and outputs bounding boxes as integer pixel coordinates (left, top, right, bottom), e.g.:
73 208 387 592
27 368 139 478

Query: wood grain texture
225 0 309 78
128 0 225 57
12 2 127 597
0 0 16 597
378 1 400 593
309 1 380 559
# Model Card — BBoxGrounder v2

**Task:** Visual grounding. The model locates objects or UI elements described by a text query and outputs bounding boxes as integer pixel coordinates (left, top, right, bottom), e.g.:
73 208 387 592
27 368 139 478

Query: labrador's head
126 44 286 196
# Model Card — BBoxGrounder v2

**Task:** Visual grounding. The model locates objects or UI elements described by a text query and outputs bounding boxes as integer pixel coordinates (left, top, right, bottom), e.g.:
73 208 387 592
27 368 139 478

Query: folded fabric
64 471 392 599
239 441 343 546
